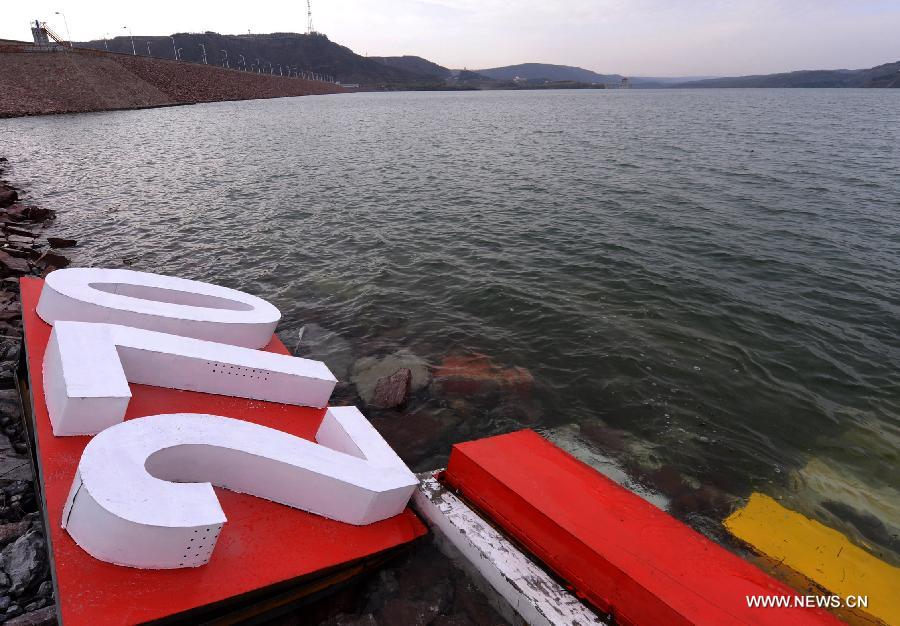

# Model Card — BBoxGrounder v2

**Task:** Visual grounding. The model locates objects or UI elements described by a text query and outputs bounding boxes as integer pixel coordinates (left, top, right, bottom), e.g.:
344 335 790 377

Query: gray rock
5 605 57 625
0 595 9 611
0 530 46 596
372 368 412 409
36 581 52 598
0 522 30 548
351 350 430 405
0 435 33 482
330 614 377 626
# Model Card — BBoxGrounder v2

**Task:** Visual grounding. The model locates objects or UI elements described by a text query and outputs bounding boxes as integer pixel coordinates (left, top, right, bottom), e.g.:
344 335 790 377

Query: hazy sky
5 1 899 76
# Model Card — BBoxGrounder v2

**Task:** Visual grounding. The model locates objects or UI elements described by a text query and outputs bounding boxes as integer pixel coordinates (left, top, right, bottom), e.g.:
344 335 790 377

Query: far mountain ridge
475 63 622 84
677 61 900 88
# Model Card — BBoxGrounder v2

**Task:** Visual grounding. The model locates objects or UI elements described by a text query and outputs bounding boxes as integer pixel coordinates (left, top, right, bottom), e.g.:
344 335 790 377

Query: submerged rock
788 457 900 558
822 500 897 551
351 351 430 406
542 424 669 510
21 207 55 222
370 407 447 468
293 324 355 381
432 354 533 398
372 368 412 409
0 187 18 208
45 238 76 249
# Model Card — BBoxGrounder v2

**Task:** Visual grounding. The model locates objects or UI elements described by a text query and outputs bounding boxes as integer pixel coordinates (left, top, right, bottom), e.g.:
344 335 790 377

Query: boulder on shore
0 252 29 277
34 252 69 272
0 529 47 596
372 368 412 409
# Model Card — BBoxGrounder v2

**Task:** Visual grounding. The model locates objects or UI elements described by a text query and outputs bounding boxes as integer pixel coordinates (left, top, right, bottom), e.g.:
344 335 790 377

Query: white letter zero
43 321 337 435
37 268 280 348
61 409 418 569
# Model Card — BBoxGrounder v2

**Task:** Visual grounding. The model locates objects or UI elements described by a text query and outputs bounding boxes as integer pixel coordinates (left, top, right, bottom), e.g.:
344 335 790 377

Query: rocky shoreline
0 158 72 624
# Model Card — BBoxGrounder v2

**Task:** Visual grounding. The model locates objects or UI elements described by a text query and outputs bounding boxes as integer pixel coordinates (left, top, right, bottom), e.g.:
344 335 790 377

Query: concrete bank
0 44 345 119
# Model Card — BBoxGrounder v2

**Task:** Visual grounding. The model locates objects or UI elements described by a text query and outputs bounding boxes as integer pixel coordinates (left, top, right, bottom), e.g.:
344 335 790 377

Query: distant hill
476 63 621 84
78 32 425 85
677 61 900 88
859 61 900 87
369 55 451 80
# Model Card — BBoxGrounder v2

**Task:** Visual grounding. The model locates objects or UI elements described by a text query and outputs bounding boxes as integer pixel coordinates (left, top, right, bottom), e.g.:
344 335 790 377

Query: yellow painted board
725 493 900 626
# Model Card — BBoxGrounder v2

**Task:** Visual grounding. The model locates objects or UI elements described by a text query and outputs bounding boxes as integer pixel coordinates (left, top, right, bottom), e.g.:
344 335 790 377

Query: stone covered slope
0 47 344 119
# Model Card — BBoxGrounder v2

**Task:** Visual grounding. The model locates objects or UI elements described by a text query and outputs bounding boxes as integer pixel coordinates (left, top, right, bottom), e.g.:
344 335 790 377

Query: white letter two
62 409 418 569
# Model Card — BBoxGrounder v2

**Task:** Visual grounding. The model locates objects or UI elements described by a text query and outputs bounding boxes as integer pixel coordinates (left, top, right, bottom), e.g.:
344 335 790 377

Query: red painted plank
444 430 840 626
20 277 426 626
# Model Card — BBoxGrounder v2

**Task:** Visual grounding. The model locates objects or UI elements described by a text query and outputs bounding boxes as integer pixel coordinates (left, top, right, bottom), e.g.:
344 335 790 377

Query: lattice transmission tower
306 0 315 34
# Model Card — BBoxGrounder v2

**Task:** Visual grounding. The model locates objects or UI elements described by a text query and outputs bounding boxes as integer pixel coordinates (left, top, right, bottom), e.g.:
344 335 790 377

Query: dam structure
0 22 345 119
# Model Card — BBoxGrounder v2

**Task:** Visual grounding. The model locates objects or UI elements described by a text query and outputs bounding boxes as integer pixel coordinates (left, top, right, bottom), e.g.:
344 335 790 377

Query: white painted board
413 472 607 626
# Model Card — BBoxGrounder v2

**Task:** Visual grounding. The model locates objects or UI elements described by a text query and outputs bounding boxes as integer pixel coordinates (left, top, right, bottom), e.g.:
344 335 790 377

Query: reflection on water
1 88 898 562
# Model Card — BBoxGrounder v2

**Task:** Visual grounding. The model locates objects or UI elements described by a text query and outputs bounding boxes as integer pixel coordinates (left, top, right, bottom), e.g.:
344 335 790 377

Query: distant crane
32 20 69 48
306 0 314 34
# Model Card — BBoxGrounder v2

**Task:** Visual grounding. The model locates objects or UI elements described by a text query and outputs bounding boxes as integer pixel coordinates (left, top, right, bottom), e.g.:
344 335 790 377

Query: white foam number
43 321 337 435
62 410 418 569
37 267 280 348
38 268 415 569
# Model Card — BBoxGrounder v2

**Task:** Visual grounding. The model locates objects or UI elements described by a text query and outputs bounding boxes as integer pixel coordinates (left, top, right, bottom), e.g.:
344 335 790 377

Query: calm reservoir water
2 89 898 562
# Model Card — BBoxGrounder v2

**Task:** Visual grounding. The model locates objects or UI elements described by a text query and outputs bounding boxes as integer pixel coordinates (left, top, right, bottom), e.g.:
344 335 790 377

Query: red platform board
19 278 427 625
444 430 840 626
